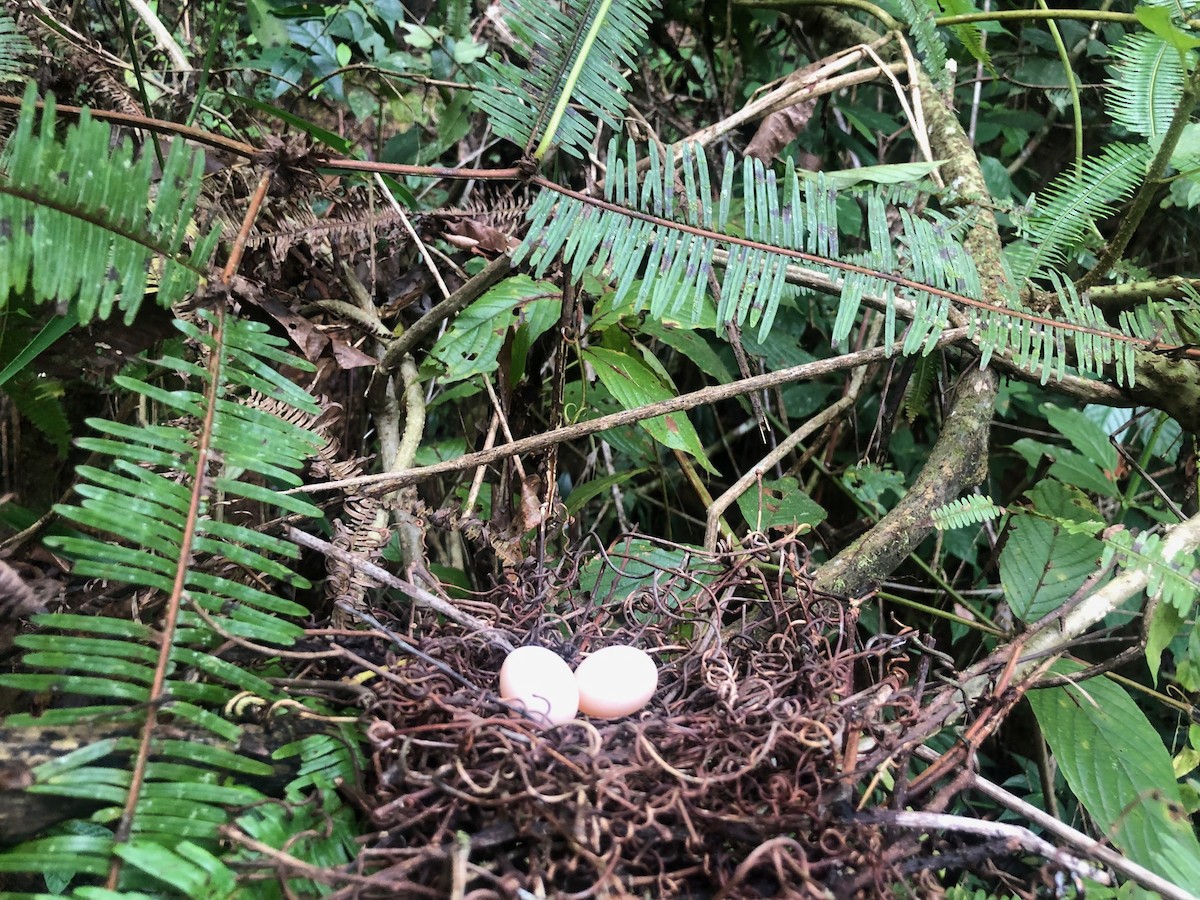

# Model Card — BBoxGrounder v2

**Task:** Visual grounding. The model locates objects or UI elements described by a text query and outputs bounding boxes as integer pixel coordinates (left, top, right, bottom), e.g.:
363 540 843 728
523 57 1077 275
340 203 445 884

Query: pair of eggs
498 644 657 727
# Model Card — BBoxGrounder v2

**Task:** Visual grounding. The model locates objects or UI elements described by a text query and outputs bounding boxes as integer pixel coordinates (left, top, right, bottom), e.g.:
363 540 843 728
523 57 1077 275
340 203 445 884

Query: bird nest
350 534 923 898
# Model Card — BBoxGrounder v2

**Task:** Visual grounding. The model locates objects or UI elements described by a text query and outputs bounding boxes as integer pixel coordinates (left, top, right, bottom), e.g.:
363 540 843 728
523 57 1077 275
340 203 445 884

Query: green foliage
1106 32 1189 141
583 345 716 472
895 0 951 91
998 481 1101 623
1029 661 1200 893
934 0 994 75
426 275 560 385
577 536 723 607
0 86 219 323
474 0 654 160
0 312 358 894
930 494 1002 530
736 476 826 533
2 369 71 455
0 11 35 88
1007 142 1151 285
1101 527 1200 615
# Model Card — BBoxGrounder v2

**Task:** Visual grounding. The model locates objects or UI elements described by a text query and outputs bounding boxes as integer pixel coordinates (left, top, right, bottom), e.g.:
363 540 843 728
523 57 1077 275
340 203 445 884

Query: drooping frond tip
473 0 654 161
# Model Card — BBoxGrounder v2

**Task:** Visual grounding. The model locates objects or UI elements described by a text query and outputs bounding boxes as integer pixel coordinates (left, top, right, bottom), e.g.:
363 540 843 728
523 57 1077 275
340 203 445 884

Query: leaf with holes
736 476 826 533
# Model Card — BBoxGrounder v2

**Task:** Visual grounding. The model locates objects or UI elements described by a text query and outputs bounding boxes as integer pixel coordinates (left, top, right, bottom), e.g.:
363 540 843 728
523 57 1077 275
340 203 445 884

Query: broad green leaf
640 320 735 385
1146 601 1184 685
564 467 647 515
1029 660 1200 891
811 161 945 189
247 0 288 47
1135 6 1200 51
116 841 227 895
583 347 717 473
1000 481 1102 622
736 476 826 533
1041 403 1118 476
1010 438 1119 498
429 275 558 384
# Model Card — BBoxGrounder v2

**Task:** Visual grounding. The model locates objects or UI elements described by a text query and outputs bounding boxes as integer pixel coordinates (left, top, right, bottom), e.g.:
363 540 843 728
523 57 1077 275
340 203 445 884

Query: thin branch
704 326 875 550
290 329 971 498
283 526 514 650
854 809 1109 885
124 0 190 71
912 746 1200 900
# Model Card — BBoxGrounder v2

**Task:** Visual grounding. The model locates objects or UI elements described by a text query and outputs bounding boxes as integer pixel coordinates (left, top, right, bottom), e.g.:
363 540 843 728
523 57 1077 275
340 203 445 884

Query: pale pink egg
498 645 579 727
574 645 658 718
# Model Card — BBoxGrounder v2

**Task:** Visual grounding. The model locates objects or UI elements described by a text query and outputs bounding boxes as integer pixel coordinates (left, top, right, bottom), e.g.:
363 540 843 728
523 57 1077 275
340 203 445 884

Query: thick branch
813 367 994 596
803 7 1002 597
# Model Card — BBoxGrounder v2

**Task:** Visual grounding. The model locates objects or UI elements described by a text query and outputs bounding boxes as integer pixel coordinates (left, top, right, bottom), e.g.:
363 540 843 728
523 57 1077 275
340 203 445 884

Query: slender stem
1036 0 1082 175
116 0 163 169
939 8 1139 26
879 591 1006 636
185 0 227 127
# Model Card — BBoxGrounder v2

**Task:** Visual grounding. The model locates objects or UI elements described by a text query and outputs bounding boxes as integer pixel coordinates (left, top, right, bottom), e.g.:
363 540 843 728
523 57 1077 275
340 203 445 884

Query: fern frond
932 494 1004 529
1007 142 1151 285
522 138 1154 385
0 12 35 89
1101 527 1200 614
473 0 654 160
903 353 937 422
0 86 219 323
519 138 980 345
935 0 994 74
1106 32 1189 140
2 371 70 455
898 0 951 91
0 312 357 895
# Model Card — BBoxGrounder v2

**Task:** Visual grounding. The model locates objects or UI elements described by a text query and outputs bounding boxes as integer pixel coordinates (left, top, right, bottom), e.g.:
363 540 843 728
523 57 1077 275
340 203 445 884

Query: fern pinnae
932 495 1004 530
0 87 218 322
895 0 951 91
1106 32 1187 141
475 0 654 160
1008 142 1151 285
0 309 357 893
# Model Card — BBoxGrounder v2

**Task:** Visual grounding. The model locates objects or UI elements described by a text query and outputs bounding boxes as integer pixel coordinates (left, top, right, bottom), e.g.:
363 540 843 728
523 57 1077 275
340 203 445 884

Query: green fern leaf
518 138 982 346
0 85 219 323
935 0 994 75
1101 528 1200 614
898 0 952 91
473 0 654 160
0 12 35 89
1107 32 1189 140
2 371 70 455
1007 142 1151 284
0 311 357 894
931 494 1003 529
903 353 937 422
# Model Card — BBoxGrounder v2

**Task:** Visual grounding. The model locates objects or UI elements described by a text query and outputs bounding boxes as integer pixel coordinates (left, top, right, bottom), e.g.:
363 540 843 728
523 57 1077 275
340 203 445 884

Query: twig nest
574 645 658 718
498 645 579 726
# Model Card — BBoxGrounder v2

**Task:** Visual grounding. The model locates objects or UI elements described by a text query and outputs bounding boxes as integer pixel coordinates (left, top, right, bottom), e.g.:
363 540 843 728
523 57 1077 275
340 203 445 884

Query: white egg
574 645 658 719
498 645 579 727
